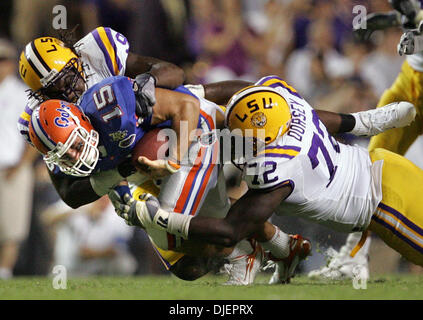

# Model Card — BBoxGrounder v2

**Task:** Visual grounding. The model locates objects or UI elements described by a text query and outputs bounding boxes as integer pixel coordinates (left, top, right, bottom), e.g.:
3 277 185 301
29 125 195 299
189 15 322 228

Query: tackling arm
125 53 185 89
203 80 253 105
136 88 200 178
48 170 100 209
316 101 416 137
187 186 291 247
48 162 133 208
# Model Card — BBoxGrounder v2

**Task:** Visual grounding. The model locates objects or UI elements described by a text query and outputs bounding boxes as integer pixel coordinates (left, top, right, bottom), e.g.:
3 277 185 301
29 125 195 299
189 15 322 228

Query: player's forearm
125 53 185 89
171 98 200 162
149 61 185 89
204 80 253 105
364 11 400 29
315 110 355 134
48 170 100 209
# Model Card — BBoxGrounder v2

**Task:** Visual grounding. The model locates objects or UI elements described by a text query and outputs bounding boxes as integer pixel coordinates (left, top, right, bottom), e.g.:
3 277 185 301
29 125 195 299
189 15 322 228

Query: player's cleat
223 239 265 286
266 234 312 284
352 101 416 136
307 246 369 281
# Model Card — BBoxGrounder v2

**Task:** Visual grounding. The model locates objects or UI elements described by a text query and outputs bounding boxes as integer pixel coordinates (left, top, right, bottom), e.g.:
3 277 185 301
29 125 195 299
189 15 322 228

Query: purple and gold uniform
243 76 423 266
18 27 129 143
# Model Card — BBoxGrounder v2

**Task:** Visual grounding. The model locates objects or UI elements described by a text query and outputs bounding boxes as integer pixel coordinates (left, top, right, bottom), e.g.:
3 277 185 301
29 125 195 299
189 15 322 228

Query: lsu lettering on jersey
18 27 130 143
243 76 383 233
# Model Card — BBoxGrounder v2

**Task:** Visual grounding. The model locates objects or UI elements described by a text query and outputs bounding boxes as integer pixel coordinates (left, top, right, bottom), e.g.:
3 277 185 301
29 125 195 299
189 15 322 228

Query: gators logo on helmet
29 100 99 177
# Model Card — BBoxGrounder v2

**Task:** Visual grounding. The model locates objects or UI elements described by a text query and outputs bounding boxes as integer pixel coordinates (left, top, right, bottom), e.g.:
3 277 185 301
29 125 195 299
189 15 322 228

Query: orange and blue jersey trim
92 27 123 76
167 110 217 250
372 202 423 255
173 110 216 214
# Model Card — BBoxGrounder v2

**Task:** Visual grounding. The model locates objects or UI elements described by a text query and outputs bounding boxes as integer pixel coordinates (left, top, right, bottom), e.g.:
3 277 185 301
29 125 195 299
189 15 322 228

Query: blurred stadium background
0 0 422 281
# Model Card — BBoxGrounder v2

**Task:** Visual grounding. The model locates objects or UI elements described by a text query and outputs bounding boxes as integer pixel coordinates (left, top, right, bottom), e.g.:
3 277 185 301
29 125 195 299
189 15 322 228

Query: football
131 128 169 170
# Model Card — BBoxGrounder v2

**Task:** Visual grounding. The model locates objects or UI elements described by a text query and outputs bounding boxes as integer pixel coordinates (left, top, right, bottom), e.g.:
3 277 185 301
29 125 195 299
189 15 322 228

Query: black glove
390 0 421 28
133 73 157 124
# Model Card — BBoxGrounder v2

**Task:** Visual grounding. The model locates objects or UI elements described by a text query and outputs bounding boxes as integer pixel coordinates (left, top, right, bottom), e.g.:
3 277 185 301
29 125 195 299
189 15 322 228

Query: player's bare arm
203 80 253 105
187 186 292 247
126 53 185 89
198 81 416 136
136 88 200 178
48 170 100 209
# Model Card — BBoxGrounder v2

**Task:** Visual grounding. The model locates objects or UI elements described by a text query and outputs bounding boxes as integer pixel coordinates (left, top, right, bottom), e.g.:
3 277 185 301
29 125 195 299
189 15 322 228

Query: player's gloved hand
108 185 141 227
133 73 157 124
398 20 423 55
135 156 180 179
108 185 163 230
389 0 421 28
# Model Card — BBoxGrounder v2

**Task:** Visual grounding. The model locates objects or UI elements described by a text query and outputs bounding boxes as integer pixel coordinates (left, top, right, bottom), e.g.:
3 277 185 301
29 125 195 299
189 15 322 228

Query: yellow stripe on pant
368 148 423 266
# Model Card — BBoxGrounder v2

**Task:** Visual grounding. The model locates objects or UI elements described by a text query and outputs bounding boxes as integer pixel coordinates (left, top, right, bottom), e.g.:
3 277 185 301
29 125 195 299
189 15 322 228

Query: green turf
0 274 422 300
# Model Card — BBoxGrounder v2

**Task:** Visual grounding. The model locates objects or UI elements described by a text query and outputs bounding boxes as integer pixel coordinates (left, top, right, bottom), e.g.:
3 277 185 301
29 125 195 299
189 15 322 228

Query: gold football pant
369 148 423 266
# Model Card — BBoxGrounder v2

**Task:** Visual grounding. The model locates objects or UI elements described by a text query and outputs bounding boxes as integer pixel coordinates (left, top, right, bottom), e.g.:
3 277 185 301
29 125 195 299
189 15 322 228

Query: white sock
344 232 362 250
0 267 12 279
226 240 253 261
166 211 192 239
342 232 371 258
260 227 290 259
354 235 371 258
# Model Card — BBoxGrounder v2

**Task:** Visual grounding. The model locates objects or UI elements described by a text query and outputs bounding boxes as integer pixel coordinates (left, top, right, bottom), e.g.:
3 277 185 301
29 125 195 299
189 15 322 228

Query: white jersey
74 26 129 88
18 26 129 143
243 77 383 232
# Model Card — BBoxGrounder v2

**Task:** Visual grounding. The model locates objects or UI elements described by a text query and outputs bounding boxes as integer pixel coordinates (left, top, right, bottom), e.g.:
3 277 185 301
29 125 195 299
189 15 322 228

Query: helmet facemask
44 124 99 177
40 57 86 103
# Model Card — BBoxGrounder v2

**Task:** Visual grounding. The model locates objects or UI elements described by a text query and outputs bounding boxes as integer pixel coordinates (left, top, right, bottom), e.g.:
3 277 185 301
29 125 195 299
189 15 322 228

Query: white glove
398 20 423 55
351 101 416 136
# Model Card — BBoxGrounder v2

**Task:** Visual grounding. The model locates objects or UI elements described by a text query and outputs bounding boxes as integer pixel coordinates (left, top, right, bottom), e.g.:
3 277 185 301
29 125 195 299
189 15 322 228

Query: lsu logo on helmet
19 37 84 101
225 86 292 144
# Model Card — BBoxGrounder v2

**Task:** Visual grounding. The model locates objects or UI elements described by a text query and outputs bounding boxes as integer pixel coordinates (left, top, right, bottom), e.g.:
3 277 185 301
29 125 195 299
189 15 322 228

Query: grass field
0 273 422 300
